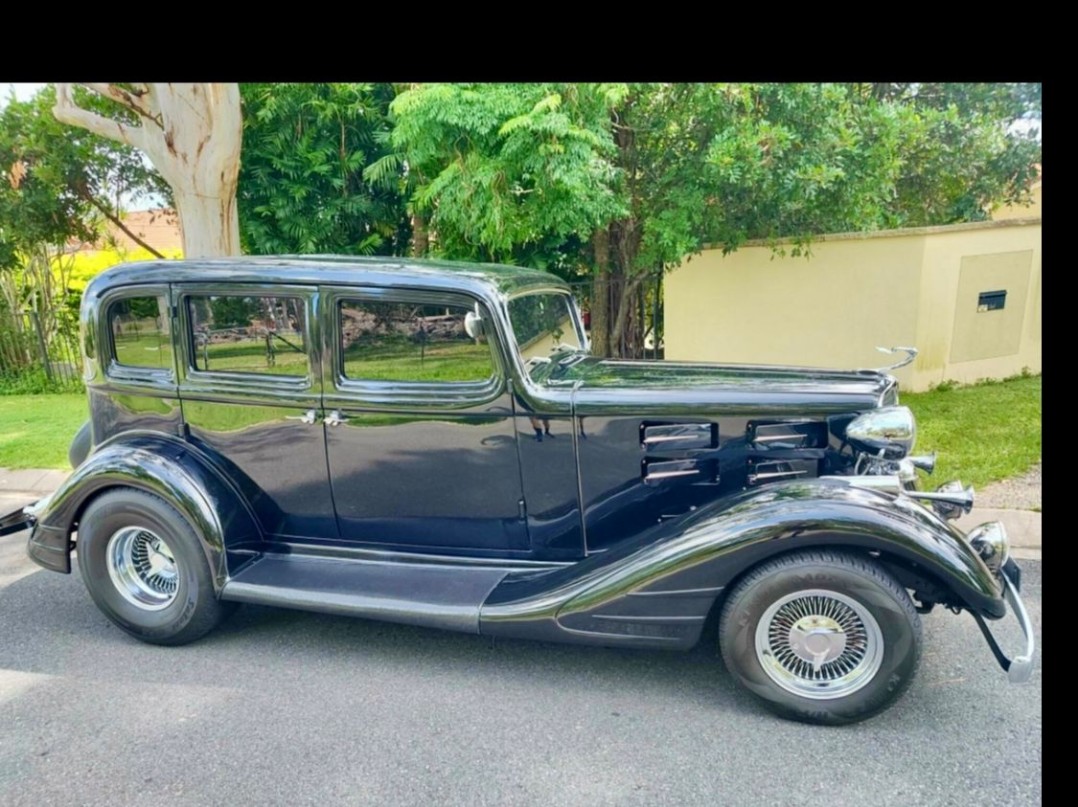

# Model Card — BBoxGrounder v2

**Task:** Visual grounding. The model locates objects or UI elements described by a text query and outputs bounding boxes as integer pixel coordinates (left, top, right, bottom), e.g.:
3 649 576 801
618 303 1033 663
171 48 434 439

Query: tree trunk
173 188 241 258
53 83 242 258
411 210 429 257
590 227 612 357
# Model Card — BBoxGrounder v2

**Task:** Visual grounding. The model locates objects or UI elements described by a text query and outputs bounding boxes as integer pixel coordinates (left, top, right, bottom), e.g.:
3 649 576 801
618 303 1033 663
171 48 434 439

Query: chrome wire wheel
754 589 884 700
105 526 180 611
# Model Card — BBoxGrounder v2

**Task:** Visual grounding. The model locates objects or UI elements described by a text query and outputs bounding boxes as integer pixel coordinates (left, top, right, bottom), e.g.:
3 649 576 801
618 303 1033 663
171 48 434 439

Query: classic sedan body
0 256 1034 724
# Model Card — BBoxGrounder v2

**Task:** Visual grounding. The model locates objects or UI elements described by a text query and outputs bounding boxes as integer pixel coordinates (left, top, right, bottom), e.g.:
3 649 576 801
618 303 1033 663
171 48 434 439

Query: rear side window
339 299 494 383
187 294 308 376
108 296 173 370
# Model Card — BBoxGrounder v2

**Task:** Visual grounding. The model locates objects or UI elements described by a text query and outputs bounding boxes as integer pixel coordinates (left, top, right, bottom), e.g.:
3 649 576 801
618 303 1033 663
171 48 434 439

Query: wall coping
698 215 1041 252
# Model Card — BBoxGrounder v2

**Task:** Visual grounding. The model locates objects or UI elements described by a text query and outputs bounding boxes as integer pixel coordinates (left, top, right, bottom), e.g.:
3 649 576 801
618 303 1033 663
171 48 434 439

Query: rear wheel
76 489 234 645
719 550 922 725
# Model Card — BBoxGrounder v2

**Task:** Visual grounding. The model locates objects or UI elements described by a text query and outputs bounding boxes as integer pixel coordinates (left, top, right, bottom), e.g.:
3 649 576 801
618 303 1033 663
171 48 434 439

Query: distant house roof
68 208 183 255
108 209 182 253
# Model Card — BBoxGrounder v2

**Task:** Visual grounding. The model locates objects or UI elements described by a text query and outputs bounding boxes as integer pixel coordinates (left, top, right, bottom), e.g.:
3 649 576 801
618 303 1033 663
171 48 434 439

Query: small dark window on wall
108 296 173 370
977 290 1007 312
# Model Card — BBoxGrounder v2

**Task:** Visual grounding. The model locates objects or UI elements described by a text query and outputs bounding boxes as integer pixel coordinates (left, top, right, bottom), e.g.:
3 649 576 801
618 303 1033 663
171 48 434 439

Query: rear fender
480 479 1004 648
30 433 261 589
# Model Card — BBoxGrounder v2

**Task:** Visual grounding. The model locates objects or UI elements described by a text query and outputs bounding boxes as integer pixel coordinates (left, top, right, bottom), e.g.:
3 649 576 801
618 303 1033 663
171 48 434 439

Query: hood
533 356 897 415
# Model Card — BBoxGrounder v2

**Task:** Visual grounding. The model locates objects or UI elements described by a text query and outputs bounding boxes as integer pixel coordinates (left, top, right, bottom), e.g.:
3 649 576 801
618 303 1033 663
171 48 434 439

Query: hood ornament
873 346 918 371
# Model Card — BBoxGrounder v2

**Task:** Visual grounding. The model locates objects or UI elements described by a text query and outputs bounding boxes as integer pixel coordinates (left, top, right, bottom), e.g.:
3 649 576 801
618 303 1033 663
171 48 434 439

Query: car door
174 283 336 540
321 286 528 555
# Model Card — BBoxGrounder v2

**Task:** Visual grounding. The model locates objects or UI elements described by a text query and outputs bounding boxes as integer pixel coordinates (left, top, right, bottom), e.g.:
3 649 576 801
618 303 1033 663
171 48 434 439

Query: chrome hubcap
105 526 179 610
755 589 883 699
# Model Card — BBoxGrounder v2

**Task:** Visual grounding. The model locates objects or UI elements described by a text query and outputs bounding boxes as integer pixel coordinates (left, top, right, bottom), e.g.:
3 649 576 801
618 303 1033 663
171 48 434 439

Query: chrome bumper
973 558 1036 684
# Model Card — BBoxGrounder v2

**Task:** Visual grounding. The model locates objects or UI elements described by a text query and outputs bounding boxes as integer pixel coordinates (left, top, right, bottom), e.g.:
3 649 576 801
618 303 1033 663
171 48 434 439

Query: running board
220 553 510 633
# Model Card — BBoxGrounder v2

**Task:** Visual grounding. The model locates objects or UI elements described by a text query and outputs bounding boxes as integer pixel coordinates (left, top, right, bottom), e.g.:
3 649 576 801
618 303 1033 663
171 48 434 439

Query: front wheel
77 488 234 646
719 550 922 725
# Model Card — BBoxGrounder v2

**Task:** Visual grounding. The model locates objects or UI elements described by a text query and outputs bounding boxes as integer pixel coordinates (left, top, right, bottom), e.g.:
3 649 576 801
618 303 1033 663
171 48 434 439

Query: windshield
507 292 586 368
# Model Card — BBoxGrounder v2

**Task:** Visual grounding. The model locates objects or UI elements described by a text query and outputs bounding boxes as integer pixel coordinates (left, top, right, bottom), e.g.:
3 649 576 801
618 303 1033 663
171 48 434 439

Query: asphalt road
0 518 1042 807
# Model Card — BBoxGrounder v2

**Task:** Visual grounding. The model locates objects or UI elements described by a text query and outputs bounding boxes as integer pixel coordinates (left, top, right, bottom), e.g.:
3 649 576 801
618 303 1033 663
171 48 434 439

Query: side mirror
464 308 486 339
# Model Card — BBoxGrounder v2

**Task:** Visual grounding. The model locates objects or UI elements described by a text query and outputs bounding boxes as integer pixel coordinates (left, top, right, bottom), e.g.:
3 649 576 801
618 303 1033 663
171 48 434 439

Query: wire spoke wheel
754 588 884 700
105 526 180 611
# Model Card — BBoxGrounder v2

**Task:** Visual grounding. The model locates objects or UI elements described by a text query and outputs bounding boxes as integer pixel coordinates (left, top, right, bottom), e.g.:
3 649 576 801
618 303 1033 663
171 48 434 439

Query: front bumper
974 556 1036 683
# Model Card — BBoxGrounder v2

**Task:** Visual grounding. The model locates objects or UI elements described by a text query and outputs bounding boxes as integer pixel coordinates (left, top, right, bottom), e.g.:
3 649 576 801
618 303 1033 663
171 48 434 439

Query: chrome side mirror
464 307 485 339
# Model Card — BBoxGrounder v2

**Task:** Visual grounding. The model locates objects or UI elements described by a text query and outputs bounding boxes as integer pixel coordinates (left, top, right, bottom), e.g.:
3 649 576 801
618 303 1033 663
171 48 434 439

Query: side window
108 295 173 371
339 299 494 383
187 294 308 376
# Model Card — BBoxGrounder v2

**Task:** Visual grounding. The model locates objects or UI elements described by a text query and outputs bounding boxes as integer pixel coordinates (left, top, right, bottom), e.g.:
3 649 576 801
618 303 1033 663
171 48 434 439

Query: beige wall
665 219 1041 391
992 182 1041 221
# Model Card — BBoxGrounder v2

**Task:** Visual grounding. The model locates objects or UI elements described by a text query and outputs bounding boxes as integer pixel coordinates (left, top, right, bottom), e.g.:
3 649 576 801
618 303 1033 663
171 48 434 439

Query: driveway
0 521 1042 807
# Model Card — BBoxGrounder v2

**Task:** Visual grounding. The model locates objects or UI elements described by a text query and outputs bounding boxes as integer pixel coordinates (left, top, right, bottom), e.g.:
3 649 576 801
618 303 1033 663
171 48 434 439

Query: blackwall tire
719 549 922 725
76 488 234 646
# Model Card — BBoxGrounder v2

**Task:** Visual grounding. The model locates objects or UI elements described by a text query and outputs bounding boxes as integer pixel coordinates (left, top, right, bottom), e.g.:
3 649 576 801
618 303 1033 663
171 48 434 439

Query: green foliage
238 83 410 255
388 83 626 263
0 86 167 272
0 367 83 395
1 86 166 386
385 83 1040 356
904 374 1040 488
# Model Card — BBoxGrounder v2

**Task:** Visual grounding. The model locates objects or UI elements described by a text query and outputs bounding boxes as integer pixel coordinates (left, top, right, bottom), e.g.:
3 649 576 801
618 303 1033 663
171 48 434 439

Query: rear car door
174 283 335 540
321 286 528 555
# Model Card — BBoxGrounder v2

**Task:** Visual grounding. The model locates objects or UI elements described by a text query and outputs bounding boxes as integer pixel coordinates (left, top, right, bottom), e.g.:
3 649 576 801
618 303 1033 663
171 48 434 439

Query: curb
0 469 69 496
956 508 1041 549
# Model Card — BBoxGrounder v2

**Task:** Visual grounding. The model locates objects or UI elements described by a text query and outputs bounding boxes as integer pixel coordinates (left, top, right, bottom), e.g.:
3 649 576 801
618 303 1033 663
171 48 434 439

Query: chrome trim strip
627 586 723 598
748 469 808 483
590 614 706 623
258 540 571 570
644 469 700 481
752 433 808 444
643 434 706 445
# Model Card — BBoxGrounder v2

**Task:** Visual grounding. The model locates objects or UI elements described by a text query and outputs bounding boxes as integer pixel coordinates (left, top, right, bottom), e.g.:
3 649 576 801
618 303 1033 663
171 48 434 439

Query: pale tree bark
410 211 429 256
53 83 242 258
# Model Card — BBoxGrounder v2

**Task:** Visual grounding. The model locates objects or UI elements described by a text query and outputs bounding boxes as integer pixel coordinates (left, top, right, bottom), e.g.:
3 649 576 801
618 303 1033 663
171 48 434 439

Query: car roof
84 255 570 300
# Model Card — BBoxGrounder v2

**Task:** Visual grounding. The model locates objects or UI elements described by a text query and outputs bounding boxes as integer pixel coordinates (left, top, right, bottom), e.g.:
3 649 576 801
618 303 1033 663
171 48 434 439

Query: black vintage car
0 257 1034 724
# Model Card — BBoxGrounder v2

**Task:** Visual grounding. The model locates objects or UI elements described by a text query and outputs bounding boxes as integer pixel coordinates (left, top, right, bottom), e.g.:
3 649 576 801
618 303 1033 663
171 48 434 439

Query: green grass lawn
0 393 88 470
903 374 1041 488
0 375 1041 484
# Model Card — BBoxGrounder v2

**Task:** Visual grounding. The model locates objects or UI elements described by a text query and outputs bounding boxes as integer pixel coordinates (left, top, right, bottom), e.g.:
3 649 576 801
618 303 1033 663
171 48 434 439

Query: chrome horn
908 454 936 475
906 481 975 521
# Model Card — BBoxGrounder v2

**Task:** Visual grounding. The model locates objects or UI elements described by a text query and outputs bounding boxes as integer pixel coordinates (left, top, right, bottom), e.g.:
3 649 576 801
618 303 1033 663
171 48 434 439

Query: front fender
481 478 1003 649
27 433 260 590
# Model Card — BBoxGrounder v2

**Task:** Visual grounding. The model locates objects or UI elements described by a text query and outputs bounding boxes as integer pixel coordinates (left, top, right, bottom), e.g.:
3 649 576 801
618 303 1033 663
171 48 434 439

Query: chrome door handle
286 409 318 425
324 410 347 427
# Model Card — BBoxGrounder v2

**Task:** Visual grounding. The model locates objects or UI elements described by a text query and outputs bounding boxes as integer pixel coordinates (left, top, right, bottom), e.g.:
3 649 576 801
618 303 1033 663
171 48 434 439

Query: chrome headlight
967 521 1009 574
846 406 916 460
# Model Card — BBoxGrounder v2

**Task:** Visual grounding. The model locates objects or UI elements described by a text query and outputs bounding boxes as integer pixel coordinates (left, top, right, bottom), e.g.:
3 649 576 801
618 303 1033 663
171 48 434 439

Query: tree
388 83 1041 358
238 83 410 256
53 83 242 257
2 87 167 378
386 83 628 350
856 83 1041 224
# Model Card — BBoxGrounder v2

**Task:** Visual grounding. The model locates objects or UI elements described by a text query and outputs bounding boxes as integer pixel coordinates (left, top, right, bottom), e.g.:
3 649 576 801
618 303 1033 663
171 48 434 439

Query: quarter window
108 296 173 371
187 294 308 376
339 299 494 383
